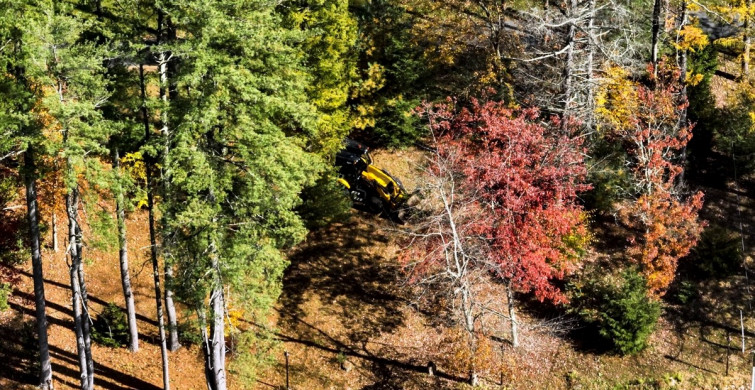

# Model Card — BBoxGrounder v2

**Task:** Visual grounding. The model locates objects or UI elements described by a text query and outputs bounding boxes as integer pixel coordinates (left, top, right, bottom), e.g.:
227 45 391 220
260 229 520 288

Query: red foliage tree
405 98 590 353
614 65 705 296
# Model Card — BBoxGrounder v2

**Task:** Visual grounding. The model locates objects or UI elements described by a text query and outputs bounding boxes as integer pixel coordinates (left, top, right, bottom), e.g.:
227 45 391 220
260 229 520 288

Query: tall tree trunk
461 285 478 386
208 282 227 390
66 182 91 390
199 307 214 390
52 161 59 253
165 266 179 351
677 0 689 183
140 63 171 390
206 245 227 390
157 11 181 352
506 280 518 348
72 212 93 390
75 238 94 390
585 0 596 132
561 0 577 132
147 165 171 390
114 147 139 352
52 212 58 252
23 147 54 390
202 238 226 390
651 0 663 72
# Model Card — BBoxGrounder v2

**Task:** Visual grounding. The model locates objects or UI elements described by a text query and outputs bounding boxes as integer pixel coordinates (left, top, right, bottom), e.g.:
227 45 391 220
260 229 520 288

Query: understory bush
570 268 660 355
92 302 129 348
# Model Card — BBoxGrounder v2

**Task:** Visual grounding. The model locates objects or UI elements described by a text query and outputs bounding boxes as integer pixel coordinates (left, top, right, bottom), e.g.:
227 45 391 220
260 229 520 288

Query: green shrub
372 96 424 148
569 268 660 355
0 282 11 312
583 140 631 214
92 302 129 348
597 270 661 355
671 280 698 305
177 319 203 346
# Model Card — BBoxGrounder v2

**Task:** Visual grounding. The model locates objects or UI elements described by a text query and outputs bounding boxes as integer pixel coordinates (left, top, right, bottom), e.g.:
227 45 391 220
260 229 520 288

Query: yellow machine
335 139 408 216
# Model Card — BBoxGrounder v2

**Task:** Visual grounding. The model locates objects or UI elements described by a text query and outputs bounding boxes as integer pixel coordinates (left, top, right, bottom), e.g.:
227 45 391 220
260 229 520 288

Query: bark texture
114 148 139 352
507 281 519 348
23 148 54 390
65 180 93 390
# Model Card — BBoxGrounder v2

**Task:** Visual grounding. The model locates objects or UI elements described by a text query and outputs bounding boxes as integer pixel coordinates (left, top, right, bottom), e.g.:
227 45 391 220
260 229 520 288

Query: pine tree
158 1 326 387
281 0 358 156
28 1 115 388
0 1 54 387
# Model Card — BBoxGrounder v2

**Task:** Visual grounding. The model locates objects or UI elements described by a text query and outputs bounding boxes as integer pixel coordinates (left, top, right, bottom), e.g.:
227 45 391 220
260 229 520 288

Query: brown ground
0 144 754 389
0 210 207 390
257 149 755 389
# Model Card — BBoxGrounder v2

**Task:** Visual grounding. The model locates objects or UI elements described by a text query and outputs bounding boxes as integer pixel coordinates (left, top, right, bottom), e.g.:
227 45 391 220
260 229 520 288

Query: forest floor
257 149 755 389
0 210 207 390
0 146 754 389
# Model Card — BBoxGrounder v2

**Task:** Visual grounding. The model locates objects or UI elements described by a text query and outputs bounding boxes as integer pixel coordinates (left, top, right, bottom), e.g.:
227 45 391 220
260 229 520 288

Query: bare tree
401 137 498 385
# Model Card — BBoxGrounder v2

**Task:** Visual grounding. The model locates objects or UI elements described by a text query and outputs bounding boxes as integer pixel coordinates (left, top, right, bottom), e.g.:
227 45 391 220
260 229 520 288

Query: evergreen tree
27 1 115 387
281 0 358 156
96 7 148 352
159 1 326 387
0 1 54 387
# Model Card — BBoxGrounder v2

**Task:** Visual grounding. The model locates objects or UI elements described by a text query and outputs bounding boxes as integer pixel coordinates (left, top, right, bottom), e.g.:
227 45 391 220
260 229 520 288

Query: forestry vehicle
335 139 409 216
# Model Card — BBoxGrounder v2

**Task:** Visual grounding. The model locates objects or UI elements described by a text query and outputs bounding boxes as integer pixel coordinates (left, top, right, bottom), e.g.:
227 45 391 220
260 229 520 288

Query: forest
1 0 754 389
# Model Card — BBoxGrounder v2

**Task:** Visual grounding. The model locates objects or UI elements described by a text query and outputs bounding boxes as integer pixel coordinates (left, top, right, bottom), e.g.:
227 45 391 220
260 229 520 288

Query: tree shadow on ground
0 312 38 387
660 173 755 370
11 288 160 348
15 268 159 327
280 216 405 345
275 314 465 385
278 215 466 386
0 304 160 390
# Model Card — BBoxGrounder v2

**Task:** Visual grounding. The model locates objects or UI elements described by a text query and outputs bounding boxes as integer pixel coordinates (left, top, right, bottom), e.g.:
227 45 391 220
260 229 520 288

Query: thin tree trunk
461 285 478 386
677 0 689 183
165 267 179 351
585 0 596 132
561 0 577 132
66 182 91 390
114 147 139 352
76 249 94 390
71 216 93 390
52 160 59 253
199 307 214 390
208 276 227 390
141 63 171 390
52 212 58 252
202 237 226 390
23 147 54 390
506 281 518 348
157 11 180 352
147 164 170 390
651 0 663 72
